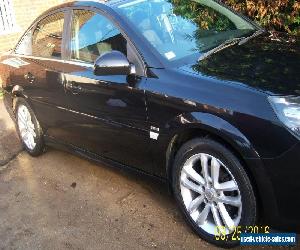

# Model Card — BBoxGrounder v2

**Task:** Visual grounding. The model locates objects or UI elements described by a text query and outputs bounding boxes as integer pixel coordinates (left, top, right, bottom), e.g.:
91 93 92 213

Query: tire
15 98 45 156
172 138 257 248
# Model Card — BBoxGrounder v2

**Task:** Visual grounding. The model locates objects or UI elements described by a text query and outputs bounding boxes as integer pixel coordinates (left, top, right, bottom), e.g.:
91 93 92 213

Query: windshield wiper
198 29 266 62
238 29 265 45
198 37 243 61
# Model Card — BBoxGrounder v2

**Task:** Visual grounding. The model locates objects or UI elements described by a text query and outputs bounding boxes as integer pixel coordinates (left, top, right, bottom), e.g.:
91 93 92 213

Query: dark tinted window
71 10 127 63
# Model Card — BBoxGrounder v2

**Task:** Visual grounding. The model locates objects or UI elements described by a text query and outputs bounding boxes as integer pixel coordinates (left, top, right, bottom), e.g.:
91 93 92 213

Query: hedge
222 0 300 35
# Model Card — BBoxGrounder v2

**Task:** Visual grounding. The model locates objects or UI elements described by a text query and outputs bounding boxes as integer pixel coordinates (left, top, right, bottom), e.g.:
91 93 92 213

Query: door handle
66 81 82 94
24 72 35 83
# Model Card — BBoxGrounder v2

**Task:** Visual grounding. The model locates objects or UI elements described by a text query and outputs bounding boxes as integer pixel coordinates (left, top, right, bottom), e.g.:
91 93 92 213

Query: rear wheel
15 98 45 156
172 138 257 247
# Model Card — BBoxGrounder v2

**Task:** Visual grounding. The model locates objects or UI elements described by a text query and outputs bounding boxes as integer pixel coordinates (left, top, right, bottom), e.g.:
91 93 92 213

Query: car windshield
116 0 257 63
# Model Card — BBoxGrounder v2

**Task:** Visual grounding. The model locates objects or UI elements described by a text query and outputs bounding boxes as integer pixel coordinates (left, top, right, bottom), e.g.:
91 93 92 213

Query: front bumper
260 141 300 231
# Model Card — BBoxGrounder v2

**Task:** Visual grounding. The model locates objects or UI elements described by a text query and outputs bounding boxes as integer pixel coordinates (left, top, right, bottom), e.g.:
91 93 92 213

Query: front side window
71 10 127 63
117 0 256 63
32 12 65 58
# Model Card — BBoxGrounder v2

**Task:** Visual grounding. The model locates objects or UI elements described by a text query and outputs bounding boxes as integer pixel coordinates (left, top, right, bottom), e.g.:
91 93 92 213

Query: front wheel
15 98 45 156
172 138 257 248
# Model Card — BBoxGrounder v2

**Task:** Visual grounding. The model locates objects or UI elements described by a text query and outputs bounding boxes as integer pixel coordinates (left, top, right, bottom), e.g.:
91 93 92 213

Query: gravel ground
0 99 298 250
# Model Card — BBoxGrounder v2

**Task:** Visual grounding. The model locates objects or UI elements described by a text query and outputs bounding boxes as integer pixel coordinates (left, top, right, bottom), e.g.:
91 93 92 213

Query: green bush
171 0 299 36
222 0 300 35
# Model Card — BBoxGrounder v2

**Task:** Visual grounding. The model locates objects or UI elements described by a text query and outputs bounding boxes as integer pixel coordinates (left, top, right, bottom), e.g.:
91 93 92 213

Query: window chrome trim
11 53 94 69
12 5 146 74
64 59 94 68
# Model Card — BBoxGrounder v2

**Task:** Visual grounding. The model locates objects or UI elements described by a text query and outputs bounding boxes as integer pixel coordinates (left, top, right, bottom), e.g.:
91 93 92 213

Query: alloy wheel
17 104 37 150
180 153 242 235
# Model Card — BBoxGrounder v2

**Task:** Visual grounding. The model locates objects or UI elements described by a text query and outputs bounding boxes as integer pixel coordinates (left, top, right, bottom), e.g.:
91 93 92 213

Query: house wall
0 0 66 53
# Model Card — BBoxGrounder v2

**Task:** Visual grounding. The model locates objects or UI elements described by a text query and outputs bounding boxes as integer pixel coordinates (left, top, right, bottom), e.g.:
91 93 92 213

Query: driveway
0 98 290 250
0 98 218 250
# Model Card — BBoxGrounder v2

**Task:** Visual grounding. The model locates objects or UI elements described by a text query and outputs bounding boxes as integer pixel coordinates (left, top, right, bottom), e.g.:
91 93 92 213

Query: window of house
71 10 127 63
0 0 17 34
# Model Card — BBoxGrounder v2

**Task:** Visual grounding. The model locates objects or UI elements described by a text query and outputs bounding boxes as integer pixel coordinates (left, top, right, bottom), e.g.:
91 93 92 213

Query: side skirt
44 135 168 185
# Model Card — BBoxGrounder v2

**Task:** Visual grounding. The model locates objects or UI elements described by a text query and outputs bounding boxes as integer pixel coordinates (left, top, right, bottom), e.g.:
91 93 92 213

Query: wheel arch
165 112 268 219
165 112 261 174
166 126 260 188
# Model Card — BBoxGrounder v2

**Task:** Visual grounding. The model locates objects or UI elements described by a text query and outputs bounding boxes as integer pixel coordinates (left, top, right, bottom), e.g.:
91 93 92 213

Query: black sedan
1 0 300 247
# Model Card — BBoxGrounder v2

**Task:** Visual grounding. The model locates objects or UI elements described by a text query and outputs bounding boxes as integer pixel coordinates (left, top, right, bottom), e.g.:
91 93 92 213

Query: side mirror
94 50 135 76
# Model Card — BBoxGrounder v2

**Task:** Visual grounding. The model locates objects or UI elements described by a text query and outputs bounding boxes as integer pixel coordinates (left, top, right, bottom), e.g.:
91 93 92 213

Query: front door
62 9 152 172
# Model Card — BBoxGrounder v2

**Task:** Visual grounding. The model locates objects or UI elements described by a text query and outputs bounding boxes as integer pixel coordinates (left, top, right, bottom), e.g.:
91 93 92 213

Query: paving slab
0 98 22 166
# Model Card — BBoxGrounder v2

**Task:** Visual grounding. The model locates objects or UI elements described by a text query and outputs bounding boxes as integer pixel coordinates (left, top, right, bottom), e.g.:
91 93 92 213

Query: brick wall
0 0 67 53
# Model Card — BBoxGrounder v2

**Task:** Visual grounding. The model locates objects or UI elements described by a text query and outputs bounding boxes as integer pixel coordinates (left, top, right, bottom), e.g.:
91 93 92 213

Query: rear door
62 9 152 172
11 10 71 139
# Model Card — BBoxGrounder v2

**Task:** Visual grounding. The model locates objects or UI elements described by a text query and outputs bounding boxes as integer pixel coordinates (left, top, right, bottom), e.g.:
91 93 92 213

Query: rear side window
32 12 65 58
15 12 65 58
70 10 127 63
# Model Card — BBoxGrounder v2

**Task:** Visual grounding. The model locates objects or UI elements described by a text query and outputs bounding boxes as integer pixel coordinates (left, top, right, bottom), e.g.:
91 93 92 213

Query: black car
1 0 300 247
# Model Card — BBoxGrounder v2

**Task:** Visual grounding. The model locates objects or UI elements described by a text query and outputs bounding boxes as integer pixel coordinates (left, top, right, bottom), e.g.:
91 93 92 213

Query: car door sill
44 135 167 184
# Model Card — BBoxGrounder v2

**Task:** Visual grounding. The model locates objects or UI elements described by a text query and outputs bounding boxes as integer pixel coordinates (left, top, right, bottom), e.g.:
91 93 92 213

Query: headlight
269 96 300 138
